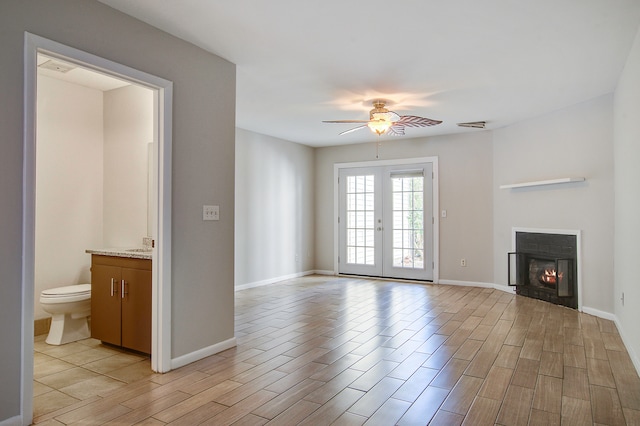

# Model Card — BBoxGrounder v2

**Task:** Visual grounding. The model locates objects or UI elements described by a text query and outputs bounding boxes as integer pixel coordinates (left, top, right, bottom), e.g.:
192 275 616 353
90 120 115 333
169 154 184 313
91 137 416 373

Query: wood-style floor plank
496 384 534 426
461 396 501 425
33 276 640 425
561 396 592 425
440 374 483 415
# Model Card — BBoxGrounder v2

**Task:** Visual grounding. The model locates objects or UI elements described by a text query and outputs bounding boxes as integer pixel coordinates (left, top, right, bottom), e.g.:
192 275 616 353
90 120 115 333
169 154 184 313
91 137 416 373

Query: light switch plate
203 205 219 221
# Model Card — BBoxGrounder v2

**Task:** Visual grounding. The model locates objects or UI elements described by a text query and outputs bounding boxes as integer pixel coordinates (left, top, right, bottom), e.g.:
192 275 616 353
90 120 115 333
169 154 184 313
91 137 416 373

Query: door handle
110 278 117 297
121 279 127 299
377 227 383 231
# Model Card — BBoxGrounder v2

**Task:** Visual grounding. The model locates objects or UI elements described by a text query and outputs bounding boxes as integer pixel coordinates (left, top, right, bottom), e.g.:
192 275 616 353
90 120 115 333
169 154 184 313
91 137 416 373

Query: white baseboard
581 308 640 377
170 337 237 370
313 270 335 276
0 416 22 426
438 279 516 294
614 317 640 376
581 306 616 321
235 270 320 291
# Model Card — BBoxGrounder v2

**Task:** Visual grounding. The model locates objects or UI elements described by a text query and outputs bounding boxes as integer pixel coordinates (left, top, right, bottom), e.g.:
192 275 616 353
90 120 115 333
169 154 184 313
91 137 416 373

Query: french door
338 162 434 280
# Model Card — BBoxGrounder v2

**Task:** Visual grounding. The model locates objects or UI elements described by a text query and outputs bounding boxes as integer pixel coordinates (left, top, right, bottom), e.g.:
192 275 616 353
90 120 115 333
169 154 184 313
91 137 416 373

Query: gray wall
0 0 235 421
314 132 495 282
492 94 615 312
235 129 315 287
314 95 616 316
614 27 640 368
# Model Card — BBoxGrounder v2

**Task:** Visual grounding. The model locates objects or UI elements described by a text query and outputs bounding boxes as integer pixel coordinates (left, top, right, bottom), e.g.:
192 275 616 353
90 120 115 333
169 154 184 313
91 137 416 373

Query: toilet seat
40 284 91 303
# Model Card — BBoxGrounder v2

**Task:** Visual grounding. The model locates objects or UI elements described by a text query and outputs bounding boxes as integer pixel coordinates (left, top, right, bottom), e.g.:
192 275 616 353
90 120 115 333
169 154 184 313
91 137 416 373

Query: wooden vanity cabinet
90 255 152 354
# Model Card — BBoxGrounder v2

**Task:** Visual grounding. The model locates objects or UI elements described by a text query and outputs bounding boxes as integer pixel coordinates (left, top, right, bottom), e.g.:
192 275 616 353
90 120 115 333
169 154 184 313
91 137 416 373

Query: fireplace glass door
508 252 574 299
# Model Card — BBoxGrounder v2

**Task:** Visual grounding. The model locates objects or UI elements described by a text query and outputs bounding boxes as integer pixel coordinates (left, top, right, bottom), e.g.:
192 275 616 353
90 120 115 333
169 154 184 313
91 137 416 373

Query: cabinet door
90 264 122 346
121 267 152 354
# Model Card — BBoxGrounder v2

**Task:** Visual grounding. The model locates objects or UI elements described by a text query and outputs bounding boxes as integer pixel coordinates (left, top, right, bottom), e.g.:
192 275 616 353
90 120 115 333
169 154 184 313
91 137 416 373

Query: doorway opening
334 157 439 282
23 33 173 424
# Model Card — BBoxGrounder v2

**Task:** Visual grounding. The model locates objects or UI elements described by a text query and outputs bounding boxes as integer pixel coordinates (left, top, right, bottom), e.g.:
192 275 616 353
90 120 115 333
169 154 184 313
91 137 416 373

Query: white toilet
40 284 92 345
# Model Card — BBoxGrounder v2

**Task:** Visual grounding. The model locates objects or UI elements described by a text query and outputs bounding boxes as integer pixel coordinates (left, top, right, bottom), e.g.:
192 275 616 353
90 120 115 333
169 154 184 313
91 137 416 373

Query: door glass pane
391 175 425 269
346 175 375 265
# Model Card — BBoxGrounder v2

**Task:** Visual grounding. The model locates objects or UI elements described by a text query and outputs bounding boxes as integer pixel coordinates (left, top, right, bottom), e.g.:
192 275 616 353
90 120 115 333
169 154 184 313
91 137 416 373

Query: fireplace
508 230 578 309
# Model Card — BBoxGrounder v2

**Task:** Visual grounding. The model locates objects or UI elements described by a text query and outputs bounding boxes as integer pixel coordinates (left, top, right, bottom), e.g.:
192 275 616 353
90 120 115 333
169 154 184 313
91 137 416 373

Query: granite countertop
86 247 152 260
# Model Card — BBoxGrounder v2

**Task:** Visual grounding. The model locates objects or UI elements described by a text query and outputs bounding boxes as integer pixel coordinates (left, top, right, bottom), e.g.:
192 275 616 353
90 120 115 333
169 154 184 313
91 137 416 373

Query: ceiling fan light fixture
324 99 441 136
367 111 394 135
368 119 390 135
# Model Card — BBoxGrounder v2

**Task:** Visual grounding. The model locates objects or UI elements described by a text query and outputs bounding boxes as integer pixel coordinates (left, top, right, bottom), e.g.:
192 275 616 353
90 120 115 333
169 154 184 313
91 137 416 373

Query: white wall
35 75 104 320
492 95 615 313
1 1 236 421
103 84 153 247
235 129 315 287
34 78 152 322
614 26 640 367
314 132 494 282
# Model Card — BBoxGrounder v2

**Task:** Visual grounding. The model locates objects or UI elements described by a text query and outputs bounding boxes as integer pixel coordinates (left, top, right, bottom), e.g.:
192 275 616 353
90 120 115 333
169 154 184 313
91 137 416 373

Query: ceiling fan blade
322 120 370 124
339 125 368 135
387 111 401 122
386 125 405 136
396 115 443 128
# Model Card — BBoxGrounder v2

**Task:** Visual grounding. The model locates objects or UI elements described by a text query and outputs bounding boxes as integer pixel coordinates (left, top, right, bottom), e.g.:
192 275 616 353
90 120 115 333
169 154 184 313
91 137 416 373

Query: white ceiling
37 54 130 92
98 0 640 147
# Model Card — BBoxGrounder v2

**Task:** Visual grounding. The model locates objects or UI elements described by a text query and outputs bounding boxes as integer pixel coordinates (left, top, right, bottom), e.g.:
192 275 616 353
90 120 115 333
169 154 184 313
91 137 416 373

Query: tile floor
32 275 640 425
33 335 153 420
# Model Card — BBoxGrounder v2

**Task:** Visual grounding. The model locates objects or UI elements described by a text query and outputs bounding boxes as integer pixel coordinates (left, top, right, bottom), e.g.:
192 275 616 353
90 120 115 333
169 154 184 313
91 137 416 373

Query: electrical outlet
461 258 467 267
441 210 447 218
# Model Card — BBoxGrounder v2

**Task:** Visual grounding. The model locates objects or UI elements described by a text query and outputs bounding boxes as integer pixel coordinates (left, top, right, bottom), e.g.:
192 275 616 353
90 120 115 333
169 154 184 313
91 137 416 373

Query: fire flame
540 268 564 285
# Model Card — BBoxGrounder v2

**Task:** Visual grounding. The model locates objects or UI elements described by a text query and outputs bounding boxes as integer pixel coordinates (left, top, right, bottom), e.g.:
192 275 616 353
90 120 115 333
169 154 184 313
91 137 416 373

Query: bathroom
33 54 155 414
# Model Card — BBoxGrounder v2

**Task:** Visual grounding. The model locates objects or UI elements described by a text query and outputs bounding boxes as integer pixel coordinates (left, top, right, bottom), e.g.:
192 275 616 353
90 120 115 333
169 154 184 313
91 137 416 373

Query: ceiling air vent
39 60 75 73
457 121 486 129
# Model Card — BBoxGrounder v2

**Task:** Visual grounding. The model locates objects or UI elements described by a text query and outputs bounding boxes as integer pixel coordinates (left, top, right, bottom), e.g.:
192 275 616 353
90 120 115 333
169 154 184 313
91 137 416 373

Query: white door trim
333 156 439 283
22 32 173 424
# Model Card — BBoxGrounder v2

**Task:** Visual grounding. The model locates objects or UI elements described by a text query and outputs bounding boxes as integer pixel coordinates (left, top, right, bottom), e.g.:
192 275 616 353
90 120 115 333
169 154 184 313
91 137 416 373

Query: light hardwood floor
34 275 640 425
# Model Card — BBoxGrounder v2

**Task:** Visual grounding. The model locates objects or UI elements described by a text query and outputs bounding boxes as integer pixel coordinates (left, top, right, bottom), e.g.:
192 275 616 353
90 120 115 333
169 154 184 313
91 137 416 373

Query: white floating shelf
500 177 585 190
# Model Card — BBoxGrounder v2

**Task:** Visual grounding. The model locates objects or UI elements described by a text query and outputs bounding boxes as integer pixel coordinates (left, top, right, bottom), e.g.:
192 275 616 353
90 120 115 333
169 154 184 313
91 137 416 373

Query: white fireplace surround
511 227 583 311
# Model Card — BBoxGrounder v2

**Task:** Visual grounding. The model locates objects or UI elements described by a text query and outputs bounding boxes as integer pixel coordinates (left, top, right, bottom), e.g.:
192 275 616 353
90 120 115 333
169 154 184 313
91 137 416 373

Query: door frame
333 156 439 282
22 32 173 423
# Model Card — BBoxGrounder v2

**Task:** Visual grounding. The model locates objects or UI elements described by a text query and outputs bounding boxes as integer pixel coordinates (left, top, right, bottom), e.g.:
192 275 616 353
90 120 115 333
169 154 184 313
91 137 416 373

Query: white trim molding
235 270 336 292
614 317 640 377
582 306 617 322
439 279 516 294
313 270 336 276
0 416 22 426
235 270 318 291
171 337 237 370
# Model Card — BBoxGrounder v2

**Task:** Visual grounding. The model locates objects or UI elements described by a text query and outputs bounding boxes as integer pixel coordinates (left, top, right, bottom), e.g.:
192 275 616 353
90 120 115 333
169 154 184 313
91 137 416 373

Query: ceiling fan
323 100 442 136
